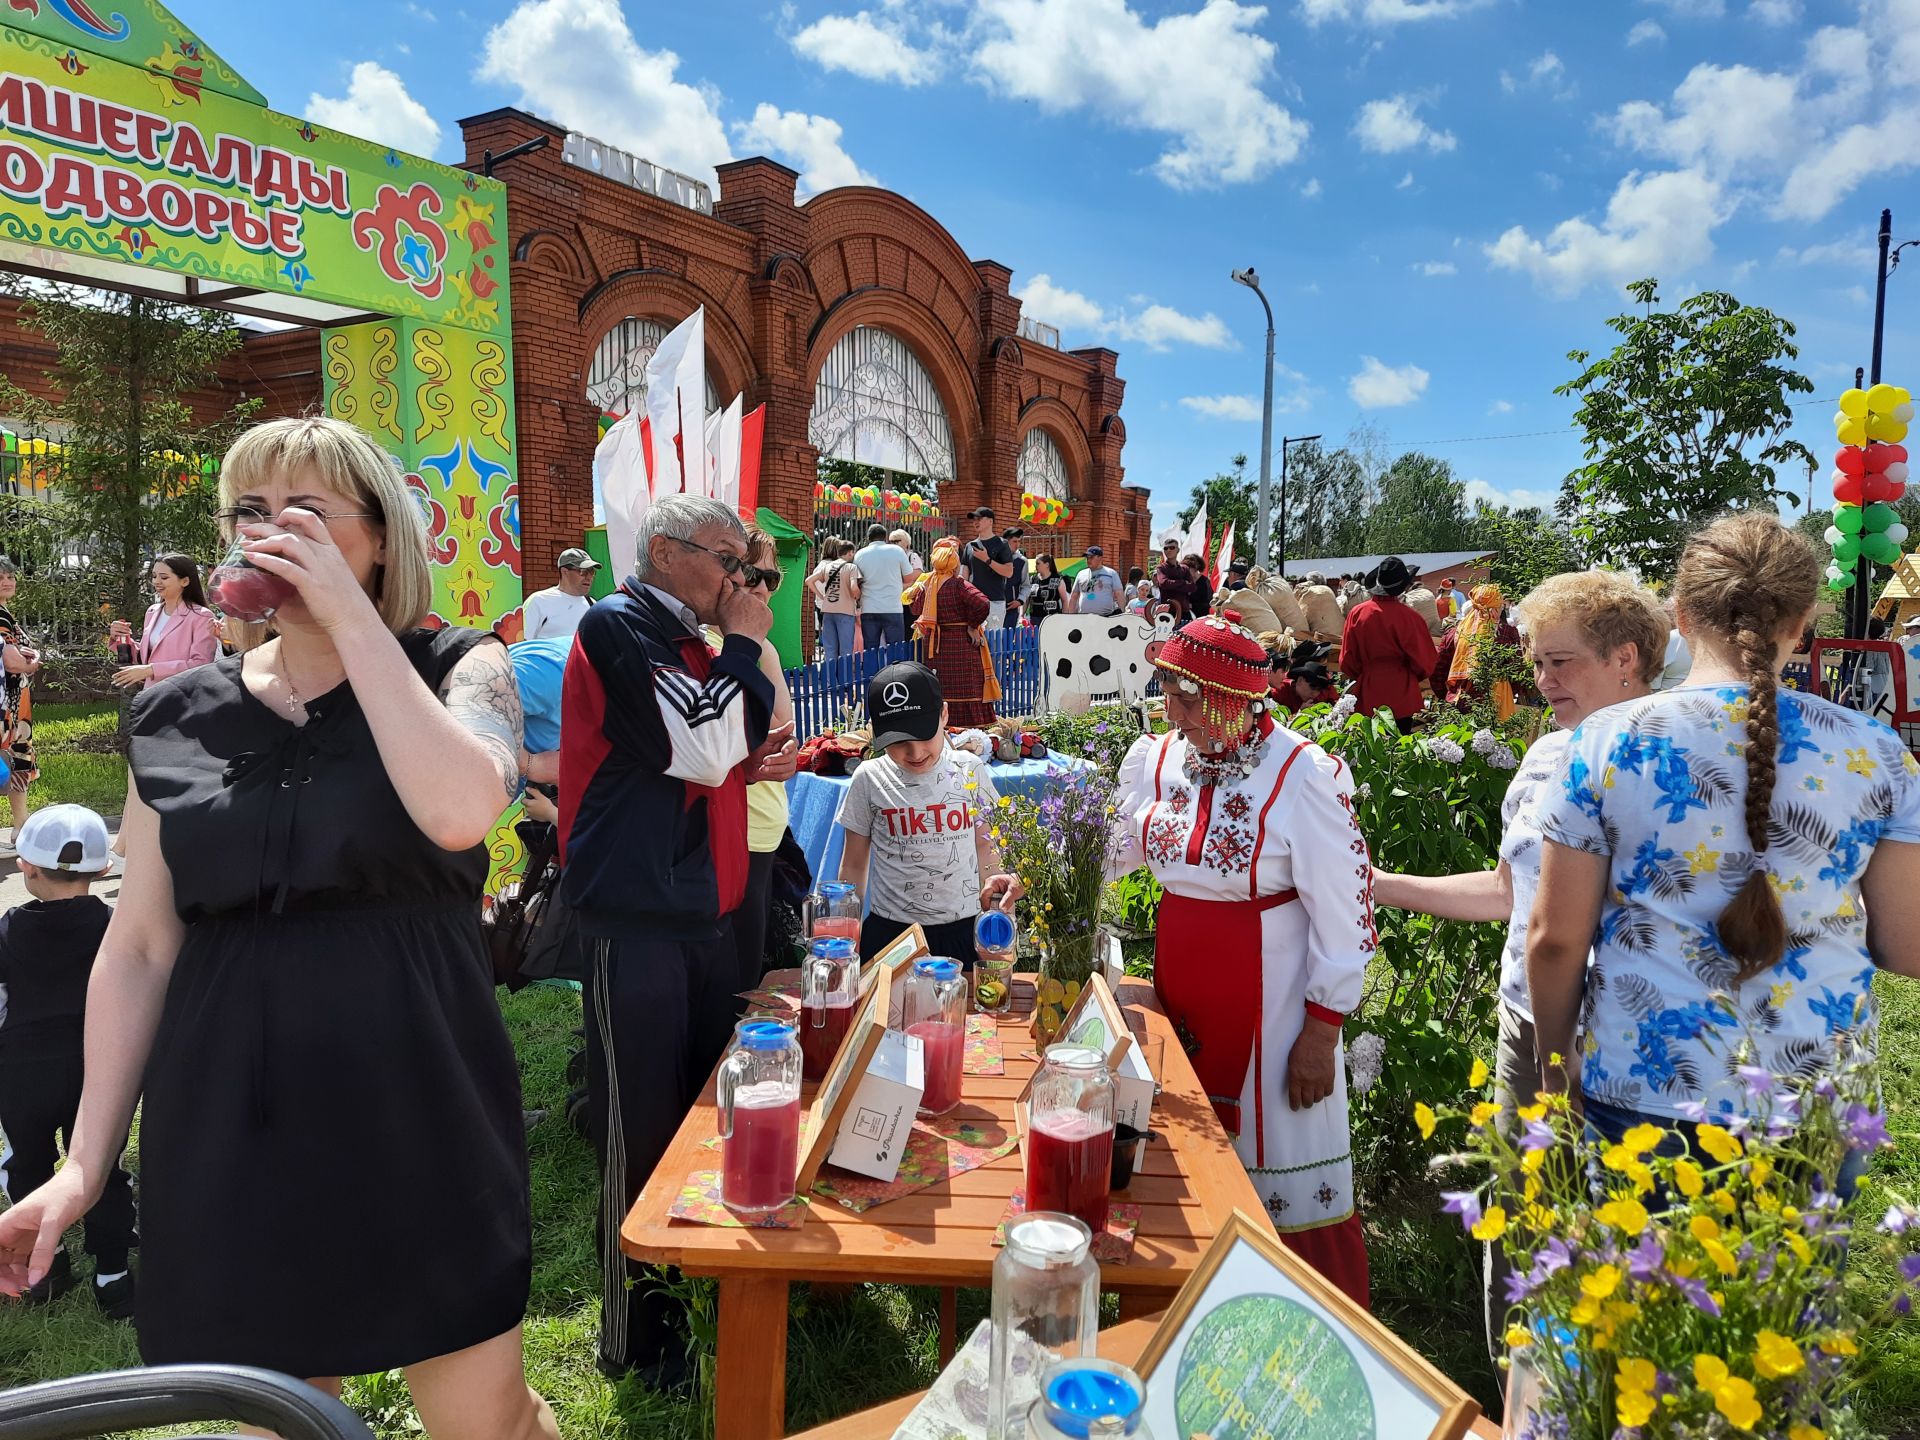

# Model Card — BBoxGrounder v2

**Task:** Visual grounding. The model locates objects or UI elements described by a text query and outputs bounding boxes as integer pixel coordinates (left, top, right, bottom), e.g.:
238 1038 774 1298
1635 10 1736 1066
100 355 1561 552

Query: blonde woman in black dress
0 416 557 1440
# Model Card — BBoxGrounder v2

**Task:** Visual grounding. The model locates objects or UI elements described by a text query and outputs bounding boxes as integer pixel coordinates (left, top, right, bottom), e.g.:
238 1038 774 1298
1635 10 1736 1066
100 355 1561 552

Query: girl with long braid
1527 513 1920 1162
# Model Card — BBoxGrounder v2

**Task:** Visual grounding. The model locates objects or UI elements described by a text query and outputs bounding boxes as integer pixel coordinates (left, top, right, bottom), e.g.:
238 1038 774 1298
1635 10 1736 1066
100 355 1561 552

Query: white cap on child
17 804 111 873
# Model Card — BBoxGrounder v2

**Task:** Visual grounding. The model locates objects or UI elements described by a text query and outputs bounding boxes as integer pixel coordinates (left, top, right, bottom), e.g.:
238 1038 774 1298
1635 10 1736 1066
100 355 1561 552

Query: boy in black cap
0 804 137 1316
834 662 1021 960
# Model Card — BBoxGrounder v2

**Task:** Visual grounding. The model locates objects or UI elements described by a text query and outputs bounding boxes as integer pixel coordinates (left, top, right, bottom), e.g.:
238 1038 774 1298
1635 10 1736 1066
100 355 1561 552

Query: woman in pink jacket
109 554 219 691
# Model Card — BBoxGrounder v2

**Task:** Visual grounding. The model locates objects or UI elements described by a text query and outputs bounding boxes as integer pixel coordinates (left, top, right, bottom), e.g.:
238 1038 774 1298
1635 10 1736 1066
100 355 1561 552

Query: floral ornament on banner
1825 383 1913 592
1017 491 1075 527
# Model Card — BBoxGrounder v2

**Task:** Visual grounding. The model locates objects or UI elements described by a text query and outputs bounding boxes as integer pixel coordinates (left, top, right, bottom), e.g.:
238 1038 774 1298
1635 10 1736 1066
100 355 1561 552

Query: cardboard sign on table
1134 1211 1480 1440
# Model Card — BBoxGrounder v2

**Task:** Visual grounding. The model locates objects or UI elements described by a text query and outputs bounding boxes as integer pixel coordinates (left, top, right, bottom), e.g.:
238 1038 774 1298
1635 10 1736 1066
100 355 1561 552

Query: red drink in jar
720 1083 800 1213
1025 1109 1115 1232
800 995 858 1080
810 916 861 943
909 1019 965 1116
209 559 295 622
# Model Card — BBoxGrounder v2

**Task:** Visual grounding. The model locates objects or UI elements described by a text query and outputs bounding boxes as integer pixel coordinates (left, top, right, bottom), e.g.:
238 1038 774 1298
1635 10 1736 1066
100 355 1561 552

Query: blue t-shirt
1534 684 1920 1121
509 636 570 755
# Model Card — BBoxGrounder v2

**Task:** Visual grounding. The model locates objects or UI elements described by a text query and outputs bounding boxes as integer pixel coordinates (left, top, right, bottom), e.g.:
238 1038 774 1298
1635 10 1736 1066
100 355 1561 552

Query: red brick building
1 106 1148 609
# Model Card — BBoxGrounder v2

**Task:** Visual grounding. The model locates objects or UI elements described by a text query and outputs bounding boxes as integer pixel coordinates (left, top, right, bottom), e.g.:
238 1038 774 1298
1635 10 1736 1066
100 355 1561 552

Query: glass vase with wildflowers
1419 1026 1915 1440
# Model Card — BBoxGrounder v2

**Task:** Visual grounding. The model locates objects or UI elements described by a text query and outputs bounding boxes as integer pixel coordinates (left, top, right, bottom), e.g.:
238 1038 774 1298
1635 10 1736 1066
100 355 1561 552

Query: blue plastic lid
819 882 856 899
913 957 962 981
810 937 857 959
1044 1366 1142 1437
974 909 1016 950
738 1019 796 1051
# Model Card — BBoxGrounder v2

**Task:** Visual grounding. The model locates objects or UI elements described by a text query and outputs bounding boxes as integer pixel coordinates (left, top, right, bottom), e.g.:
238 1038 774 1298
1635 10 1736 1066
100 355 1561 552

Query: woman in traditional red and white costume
1112 612 1375 1307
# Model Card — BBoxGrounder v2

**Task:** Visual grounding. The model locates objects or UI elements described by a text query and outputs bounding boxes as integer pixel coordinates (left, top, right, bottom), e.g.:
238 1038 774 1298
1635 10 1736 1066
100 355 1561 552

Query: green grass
2 922 1916 1436
23 701 127 817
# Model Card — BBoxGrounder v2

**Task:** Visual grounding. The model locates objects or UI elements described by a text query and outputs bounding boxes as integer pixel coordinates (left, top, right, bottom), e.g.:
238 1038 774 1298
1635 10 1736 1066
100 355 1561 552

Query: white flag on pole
1182 496 1209 563
594 408 647 576
644 309 707 501
1212 519 1236 590
705 394 744 511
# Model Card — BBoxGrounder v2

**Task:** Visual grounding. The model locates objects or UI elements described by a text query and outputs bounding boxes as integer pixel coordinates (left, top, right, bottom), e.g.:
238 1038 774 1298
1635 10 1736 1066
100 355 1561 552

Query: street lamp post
1231 268 1276 569
1277 434 1322 579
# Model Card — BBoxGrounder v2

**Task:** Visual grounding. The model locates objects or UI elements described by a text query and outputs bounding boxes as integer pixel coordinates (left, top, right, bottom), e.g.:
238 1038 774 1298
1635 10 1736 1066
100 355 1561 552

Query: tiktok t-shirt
835 747 1001 925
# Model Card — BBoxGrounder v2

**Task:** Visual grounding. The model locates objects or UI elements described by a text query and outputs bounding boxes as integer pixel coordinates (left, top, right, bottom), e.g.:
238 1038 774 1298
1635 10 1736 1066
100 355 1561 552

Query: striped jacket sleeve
654 634 771 787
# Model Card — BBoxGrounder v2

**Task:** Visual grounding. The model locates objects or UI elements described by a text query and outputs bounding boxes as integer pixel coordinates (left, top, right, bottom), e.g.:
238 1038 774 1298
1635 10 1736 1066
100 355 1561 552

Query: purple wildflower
1882 1205 1916 1236
1898 1293 1913 1318
1736 1064 1777 1099
1532 1236 1574 1280
1441 1190 1483 1231
1902 1253 1920 1285
1810 1177 1841 1211
1521 1119 1556 1153
1504 1270 1538 1304
1844 1103 1892 1150
1675 1100 1708 1123
1626 1231 1665 1283
1814 1075 1839 1102
1671 1273 1721 1317
1094 721 1110 734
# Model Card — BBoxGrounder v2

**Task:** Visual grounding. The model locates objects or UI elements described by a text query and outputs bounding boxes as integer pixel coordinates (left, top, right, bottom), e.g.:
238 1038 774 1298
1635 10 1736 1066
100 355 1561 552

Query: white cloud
1642 0 1723 15
1805 25 1869 77
1610 63 1799 176
1778 105 1920 220
1487 399 1514 415
1750 0 1798 22
1777 237 1875 268
306 62 443 158
477 0 733 183
734 105 876 197
969 0 1308 188
1016 274 1236 350
1501 51 1573 99
1299 0 1492 23
1395 170 1414 189
1348 355 1429 408
1464 478 1559 512
1180 394 1263 421
1300 177 1323 198
791 10 938 85
402 2 437 19
1416 260 1456 275
1484 168 1725 297
1626 18 1666 43
1353 94 1456 153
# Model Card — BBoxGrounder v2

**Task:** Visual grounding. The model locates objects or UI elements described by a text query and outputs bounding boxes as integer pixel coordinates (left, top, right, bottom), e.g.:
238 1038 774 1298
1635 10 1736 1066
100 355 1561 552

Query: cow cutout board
1038 613 1160 711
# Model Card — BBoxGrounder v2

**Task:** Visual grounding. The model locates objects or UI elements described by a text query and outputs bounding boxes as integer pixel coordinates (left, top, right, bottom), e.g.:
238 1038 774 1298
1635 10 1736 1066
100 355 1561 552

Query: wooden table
787 1315 1504 1439
621 978 1273 1440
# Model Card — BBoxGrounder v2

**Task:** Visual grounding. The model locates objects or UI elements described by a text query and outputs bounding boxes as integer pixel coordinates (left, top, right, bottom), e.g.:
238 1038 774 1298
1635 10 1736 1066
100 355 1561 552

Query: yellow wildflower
1470 1101 1504 1128
1505 1324 1531 1349
1596 1197 1650 1235
1712 1189 1738 1215
1471 1206 1508 1242
1413 1102 1436 1140
1689 1215 1721 1243
1697 1124 1743 1163
1616 1390 1656 1428
1570 1295 1600 1326
1786 1231 1812 1266
1617 1358 1657 1394
1694 1357 1762 1432
1469 1057 1489 1088
1755 1188 1781 1214
1749 1157 1773 1188
1753 1331 1804 1379
1580 1264 1622 1300
1521 1147 1546 1175
1673 1159 1705 1197
1701 1239 1739 1277
1517 1102 1548 1122
1790 1426 1827 1440
1820 1333 1858 1356
1621 1122 1665 1155
1782 1205 1801 1223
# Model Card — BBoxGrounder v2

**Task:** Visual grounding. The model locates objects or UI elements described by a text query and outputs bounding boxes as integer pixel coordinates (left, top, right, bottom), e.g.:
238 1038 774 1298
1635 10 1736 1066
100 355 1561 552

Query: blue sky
191 0 1917 541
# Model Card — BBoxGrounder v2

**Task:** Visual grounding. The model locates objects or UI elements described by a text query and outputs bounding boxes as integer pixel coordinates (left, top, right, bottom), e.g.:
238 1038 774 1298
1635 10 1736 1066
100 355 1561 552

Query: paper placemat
736 966 803 1012
994 1190 1142 1263
964 1012 1005 1075
811 1113 1019 1213
669 1169 809 1229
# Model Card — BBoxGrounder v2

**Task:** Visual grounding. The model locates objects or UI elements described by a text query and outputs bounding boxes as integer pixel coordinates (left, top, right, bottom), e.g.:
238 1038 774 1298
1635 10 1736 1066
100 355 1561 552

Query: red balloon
1864 474 1894 503
1836 448 1867 476
1866 443 1909 474
1888 480 1908 502
1834 473 1866 504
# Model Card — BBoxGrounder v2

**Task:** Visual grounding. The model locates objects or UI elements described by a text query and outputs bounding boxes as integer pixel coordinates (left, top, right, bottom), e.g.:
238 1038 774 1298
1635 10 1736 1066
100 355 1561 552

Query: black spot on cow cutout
1106 624 1130 643
1089 655 1112 677
1056 658 1074 679
1067 628 1083 645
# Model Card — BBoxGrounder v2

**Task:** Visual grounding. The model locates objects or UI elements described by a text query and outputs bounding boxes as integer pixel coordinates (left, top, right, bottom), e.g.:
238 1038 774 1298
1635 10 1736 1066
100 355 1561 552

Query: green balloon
1835 535 1863 561
1834 505 1865 534
1864 502 1899 532
1865 532 1900 563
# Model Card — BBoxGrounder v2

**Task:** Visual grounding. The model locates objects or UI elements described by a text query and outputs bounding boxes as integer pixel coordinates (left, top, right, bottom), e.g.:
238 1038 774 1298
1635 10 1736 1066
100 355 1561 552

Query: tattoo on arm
441 642 526 801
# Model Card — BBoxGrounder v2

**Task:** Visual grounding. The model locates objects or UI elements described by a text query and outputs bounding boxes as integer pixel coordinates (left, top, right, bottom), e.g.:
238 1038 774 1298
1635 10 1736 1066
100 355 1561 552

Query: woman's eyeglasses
676 538 781 592
215 505 376 529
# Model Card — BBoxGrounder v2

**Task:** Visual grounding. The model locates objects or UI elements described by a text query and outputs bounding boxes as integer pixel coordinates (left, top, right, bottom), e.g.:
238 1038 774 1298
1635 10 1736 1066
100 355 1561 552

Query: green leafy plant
1034 703 1142 776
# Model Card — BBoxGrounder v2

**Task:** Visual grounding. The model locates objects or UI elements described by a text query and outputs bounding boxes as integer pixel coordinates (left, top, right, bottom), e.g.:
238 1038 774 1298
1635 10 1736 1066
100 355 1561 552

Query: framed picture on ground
797 963 892 1191
1134 1210 1479 1440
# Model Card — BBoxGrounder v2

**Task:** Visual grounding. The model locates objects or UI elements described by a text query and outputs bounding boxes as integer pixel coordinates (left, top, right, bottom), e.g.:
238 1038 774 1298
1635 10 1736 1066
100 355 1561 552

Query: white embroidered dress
1111 722 1377 1233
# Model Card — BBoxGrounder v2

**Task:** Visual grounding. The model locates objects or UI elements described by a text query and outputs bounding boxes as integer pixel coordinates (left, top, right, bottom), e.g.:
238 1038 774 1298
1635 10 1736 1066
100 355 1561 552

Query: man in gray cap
1069 545 1124 615
524 547 602 640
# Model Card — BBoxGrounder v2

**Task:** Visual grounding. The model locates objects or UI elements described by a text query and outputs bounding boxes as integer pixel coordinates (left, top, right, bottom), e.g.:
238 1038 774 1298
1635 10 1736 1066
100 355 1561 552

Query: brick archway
578 270 754 411
1017 396 1094 500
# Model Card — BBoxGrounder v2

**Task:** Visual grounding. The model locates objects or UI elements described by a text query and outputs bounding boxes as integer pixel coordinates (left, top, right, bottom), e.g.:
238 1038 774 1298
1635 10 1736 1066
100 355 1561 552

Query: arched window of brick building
808 327 955 482
1018 428 1070 502
587 317 719 419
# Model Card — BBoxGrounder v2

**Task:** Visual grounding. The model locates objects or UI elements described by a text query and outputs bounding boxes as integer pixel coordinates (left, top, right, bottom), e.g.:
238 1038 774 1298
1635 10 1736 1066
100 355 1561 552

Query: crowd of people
0 411 1913 1440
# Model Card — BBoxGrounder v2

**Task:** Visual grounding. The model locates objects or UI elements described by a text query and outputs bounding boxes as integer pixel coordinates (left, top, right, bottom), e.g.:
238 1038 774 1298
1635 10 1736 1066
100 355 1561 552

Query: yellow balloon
1840 388 1870 418
1867 414 1910 444
1868 383 1901 415
1837 414 1869 446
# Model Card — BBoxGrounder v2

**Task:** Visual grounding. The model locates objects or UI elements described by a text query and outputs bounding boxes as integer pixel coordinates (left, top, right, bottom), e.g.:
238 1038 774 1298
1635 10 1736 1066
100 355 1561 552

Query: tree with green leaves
1472 501 1584 598
1279 439 1371 564
1362 452 1478 556
1555 277 1816 580
1177 452 1253 556
0 283 259 619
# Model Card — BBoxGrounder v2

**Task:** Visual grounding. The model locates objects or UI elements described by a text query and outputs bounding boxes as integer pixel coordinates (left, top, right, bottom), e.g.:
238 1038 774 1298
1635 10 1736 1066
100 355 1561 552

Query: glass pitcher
902 957 967 1117
800 936 861 1081
987 1211 1099 1440
1026 1358 1152 1439
716 1018 802 1214
1026 1044 1116 1232
805 881 862 944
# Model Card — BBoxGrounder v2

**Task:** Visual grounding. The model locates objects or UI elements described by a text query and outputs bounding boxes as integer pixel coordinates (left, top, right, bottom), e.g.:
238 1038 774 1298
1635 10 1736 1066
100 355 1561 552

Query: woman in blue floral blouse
1527 513 1920 1167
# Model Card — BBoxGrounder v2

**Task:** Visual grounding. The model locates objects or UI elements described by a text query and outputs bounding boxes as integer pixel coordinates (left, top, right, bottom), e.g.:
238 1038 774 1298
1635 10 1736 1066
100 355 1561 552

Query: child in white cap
0 804 136 1316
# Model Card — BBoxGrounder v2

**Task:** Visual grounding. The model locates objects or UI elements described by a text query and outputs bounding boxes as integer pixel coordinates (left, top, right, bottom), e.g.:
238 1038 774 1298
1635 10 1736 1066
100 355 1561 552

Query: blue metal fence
785 626 1043 737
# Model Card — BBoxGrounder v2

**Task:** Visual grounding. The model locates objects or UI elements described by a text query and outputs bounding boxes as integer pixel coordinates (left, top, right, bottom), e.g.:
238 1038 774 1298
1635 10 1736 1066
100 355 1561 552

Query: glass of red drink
1025 1044 1115 1232
902 956 967 1117
716 1018 802 1214
805 880 863 945
800 936 861 1081
208 536 295 622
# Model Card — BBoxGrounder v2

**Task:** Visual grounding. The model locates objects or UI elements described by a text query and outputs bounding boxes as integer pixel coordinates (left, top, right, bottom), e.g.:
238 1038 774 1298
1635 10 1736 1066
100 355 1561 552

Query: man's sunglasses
675 537 781 592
